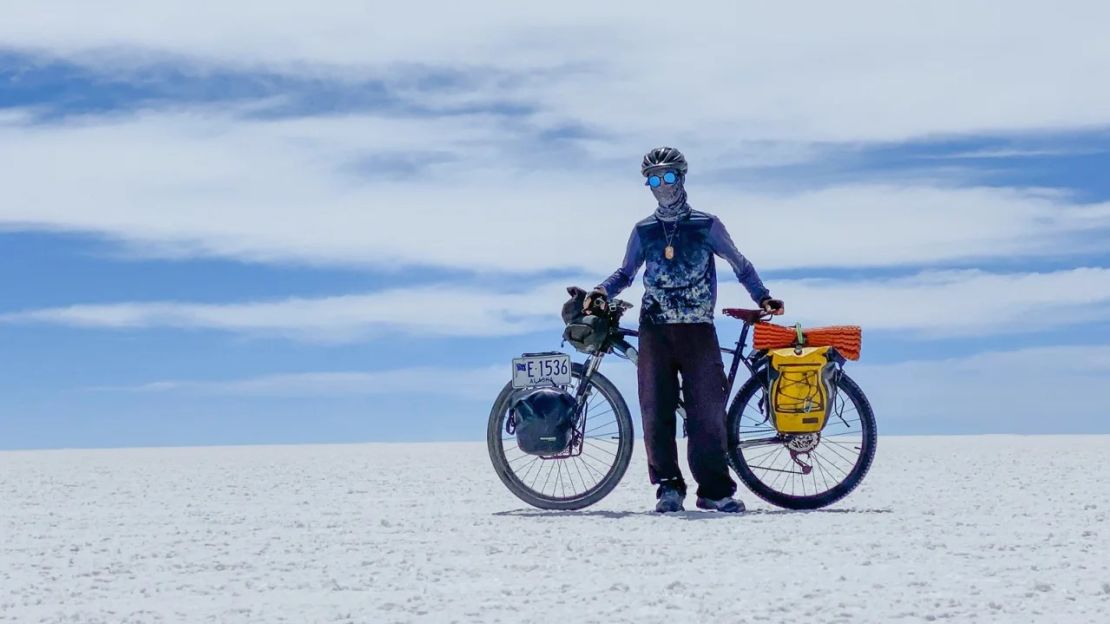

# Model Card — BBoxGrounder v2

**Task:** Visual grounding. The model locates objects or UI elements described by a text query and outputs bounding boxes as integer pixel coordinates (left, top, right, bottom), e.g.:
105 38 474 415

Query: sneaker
655 485 685 513
695 496 746 513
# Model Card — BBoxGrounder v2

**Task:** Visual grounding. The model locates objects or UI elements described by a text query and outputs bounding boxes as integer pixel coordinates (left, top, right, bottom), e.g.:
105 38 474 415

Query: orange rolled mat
753 323 863 360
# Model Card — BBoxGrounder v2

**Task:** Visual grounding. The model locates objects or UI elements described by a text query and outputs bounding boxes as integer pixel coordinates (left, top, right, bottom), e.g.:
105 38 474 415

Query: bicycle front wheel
727 369 877 510
487 363 634 510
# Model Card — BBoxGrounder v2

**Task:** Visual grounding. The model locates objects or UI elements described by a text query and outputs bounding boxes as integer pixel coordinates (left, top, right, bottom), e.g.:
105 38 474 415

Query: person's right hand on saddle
583 289 609 314
760 296 785 315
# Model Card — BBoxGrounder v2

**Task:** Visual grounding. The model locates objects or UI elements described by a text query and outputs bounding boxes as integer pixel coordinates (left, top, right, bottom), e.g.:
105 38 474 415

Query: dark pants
637 322 736 500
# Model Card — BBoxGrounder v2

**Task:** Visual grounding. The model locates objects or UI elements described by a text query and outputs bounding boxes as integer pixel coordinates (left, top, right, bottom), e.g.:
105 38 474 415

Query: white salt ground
1 436 1108 624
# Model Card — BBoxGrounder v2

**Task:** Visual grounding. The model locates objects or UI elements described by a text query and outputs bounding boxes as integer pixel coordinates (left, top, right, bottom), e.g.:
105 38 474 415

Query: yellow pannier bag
768 346 836 434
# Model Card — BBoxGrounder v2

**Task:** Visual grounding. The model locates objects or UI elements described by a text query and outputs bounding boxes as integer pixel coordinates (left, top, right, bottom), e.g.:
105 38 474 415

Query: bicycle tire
487 363 634 510
727 369 877 510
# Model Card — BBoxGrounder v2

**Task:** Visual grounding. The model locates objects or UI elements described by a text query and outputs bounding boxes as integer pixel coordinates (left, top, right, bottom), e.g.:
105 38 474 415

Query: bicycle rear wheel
727 369 877 510
487 363 634 510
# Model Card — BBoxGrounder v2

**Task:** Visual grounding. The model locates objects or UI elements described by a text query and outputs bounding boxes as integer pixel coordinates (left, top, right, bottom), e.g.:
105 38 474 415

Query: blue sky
2 2 1110 449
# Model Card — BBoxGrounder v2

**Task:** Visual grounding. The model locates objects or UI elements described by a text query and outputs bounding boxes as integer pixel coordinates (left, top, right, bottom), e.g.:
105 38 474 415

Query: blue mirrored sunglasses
646 171 679 188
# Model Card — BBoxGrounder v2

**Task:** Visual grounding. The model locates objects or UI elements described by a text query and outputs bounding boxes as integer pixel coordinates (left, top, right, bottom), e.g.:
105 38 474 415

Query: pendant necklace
659 218 678 260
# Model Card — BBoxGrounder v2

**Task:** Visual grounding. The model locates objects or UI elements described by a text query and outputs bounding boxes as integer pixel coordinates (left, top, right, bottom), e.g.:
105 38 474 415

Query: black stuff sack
511 387 577 456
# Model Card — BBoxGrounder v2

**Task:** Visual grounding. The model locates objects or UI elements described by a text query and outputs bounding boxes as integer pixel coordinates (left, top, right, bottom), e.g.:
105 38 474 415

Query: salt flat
1 436 1108 624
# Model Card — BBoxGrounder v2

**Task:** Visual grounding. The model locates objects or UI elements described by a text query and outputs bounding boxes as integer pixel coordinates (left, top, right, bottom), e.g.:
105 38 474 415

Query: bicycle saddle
722 308 766 323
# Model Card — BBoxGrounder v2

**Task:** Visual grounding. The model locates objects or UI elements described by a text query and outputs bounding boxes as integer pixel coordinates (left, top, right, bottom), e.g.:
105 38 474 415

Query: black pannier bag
511 387 577 456
561 287 611 354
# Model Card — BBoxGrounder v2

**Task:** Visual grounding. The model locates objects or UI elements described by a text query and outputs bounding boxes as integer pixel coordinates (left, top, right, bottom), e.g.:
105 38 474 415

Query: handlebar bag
767 346 837 434
561 291 611 354
511 387 577 456
563 316 610 354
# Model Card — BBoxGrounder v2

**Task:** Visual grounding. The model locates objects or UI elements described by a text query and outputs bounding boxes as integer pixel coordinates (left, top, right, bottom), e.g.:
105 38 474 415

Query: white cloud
3 2 1110 142
926 147 1105 160
92 365 508 401
849 345 1110 433
0 278 590 341
4 6 1110 274
2 111 1108 276
6 268 1110 342
720 267 1110 337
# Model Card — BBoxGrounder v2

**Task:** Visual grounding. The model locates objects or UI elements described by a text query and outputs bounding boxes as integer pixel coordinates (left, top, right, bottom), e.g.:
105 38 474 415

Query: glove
583 289 609 314
760 296 784 314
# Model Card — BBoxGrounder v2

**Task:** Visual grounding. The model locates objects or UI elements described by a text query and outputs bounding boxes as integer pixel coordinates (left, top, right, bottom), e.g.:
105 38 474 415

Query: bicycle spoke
743 444 783 464
821 438 862 448
581 435 617 448
507 451 535 466
584 433 618 449
823 425 859 435
825 424 865 435
769 455 791 490
519 456 541 483
528 459 548 491
570 456 590 490
817 450 844 490
586 406 614 419
537 460 553 494
810 448 850 478
737 427 777 437
520 459 539 486
812 452 833 493
578 454 607 482
583 419 618 436
583 437 620 445
580 443 614 464
808 459 825 492
568 459 583 495
763 448 790 484
549 460 560 498
740 413 768 425
818 440 859 467
586 390 603 410
581 421 612 435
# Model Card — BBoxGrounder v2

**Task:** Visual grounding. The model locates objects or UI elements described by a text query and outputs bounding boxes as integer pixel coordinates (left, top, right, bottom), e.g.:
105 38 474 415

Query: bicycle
487 287 877 511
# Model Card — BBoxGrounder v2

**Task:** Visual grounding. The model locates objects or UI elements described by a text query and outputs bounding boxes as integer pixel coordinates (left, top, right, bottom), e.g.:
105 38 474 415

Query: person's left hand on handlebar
760 296 785 315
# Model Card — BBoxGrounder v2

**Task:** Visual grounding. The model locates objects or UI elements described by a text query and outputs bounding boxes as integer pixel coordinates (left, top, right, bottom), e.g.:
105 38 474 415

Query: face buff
652 173 689 222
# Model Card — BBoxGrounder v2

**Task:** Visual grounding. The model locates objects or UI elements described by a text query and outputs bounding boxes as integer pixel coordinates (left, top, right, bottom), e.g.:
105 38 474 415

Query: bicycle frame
576 319 776 446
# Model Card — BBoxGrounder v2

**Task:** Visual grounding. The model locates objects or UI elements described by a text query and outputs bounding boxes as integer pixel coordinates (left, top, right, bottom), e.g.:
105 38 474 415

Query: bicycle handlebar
589 297 632 313
576 285 779 327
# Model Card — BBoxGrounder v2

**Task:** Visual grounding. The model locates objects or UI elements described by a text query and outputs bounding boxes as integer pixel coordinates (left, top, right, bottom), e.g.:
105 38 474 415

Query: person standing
586 147 783 513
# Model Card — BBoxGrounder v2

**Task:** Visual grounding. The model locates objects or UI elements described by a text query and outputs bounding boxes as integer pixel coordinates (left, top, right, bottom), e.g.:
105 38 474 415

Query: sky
2 1 1110 449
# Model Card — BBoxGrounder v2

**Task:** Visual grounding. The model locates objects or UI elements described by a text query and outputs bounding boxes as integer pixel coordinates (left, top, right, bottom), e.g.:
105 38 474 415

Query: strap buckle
793 323 805 355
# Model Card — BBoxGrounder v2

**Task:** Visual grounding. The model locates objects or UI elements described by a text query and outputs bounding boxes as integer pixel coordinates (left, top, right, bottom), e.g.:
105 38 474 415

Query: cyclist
585 147 783 513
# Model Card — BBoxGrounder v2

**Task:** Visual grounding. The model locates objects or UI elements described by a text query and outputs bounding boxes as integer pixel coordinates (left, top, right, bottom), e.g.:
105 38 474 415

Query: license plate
512 353 572 389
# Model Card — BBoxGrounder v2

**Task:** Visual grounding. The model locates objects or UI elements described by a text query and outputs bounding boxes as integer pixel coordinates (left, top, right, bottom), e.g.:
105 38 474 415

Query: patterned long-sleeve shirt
596 209 770 325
